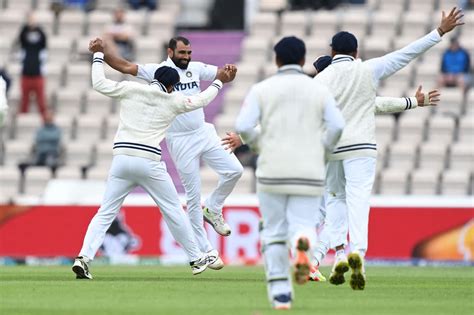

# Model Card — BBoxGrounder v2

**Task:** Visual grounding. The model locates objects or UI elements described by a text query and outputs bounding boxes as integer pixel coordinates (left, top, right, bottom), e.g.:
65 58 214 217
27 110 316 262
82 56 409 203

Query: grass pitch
0 265 473 315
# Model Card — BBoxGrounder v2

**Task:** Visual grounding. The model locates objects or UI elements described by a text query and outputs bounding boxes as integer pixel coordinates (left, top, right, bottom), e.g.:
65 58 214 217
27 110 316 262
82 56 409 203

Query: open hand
438 7 464 35
415 85 441 107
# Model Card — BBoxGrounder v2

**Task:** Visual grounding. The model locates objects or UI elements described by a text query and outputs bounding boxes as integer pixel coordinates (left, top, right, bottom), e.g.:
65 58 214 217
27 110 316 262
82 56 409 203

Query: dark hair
154 66 180 88
331 31 358 55
273 36 306 66
168 36 190 50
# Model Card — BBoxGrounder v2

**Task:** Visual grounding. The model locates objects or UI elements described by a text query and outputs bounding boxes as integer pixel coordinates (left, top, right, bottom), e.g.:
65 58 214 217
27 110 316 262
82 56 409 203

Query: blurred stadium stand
0 0 472 202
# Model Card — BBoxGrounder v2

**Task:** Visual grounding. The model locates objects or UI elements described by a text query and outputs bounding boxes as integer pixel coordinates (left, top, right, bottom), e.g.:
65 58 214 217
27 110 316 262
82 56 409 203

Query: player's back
315 57 378 159
251 66 330 195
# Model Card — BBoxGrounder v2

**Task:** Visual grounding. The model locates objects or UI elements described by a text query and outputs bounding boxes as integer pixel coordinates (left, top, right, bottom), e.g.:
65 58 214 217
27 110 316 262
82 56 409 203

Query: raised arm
90 39 131 99
90 38 138 76
366 7 464 82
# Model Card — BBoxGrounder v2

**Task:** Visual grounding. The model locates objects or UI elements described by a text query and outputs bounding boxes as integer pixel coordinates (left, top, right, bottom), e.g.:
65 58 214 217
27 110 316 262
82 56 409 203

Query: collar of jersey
277 64 304 74
150 80 168 92
332 55 355 64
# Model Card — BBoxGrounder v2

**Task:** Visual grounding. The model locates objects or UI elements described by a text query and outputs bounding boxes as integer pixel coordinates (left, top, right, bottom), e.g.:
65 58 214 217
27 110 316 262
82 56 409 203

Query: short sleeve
197 62 218 81
137 63 161 82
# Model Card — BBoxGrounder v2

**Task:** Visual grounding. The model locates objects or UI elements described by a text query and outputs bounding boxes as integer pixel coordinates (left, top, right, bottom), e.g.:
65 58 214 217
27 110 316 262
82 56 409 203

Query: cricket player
313 7 463 290
310 55 441 282
0 75 7 127
102 36 243 267
236 36 345 310
221 60 440 283
72 38 235 279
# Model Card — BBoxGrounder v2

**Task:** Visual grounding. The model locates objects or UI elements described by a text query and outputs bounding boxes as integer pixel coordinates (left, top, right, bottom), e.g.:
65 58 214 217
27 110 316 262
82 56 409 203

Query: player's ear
167 48 174 58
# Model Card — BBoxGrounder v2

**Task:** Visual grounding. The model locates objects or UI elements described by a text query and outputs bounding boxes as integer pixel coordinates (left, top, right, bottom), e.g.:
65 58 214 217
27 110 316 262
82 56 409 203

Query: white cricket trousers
79 155 203 262
166 123 243 252
258 191 322 300
324 157 376 257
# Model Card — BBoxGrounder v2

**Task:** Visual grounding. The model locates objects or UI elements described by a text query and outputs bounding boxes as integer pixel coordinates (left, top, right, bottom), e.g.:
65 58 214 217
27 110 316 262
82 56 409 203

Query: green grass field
0 265 473 315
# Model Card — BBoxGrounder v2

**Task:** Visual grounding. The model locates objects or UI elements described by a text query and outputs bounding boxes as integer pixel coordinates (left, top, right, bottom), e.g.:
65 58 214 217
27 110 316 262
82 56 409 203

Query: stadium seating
0 0 472 200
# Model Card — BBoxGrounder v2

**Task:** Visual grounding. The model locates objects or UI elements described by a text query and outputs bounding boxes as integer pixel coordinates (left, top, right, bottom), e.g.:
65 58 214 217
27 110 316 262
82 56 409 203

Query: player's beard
171 56 190 69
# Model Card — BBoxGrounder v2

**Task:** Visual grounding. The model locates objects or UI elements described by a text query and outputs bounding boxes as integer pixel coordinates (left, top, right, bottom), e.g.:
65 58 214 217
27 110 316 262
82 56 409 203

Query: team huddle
72 7 464 311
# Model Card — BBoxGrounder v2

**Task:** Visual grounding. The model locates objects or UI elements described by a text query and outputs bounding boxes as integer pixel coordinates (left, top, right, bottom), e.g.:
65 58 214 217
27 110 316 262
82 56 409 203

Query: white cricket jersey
137 58 218 133
91 52 222 162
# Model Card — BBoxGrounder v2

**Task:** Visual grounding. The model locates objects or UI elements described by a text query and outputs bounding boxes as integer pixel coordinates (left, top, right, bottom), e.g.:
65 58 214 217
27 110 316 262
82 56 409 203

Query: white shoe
190 252 217 275
329 254 349 285
203 207 231 236
72 256 93 280
207 249 224 270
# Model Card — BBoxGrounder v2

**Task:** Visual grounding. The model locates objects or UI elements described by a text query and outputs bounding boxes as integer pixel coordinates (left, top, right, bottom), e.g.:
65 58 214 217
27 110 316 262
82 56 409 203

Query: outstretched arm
366 7 464 82
90 38 139 76
375 86 440 114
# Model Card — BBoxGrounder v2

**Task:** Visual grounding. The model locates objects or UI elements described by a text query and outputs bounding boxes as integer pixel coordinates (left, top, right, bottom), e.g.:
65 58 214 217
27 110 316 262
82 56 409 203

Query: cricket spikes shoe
207 249 224 270
190 251 218 275
203 207 231 236
72 256 93 280
272 293 292 310
329 254 349 285
309 264 327 282
348 251 366 290
293 237 311 285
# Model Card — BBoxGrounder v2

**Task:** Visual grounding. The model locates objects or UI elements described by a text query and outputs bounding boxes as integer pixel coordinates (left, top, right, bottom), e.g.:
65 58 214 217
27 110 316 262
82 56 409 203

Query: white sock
335 249 345 258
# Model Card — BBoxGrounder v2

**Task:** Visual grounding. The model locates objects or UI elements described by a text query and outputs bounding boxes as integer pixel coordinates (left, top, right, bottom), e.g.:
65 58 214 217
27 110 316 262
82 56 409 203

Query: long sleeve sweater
91 52 223 161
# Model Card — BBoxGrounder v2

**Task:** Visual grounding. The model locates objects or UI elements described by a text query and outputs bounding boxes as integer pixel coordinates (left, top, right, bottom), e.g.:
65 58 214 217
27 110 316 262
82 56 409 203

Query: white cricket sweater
239 66 341 196
137 58 217 133
315 29 441 160
91 52 222 161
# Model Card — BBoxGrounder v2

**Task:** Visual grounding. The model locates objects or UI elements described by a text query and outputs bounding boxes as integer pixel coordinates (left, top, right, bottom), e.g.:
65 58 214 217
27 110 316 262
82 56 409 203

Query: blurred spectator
458 0 474 10
18 12 49 121
128 0 157 10
290 0 343 10
18 111 63 176
438 37 471 91
104 8 135 61
51 0 96 12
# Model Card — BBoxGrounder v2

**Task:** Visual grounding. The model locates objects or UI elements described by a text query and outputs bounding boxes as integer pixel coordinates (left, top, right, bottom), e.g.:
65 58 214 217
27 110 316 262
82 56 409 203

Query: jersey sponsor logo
174 81 199 91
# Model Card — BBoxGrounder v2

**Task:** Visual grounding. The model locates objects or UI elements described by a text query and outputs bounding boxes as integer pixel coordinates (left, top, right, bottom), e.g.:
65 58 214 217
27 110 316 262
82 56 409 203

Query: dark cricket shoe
348 251 366 290
72 256 93 280
329 255 349 285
